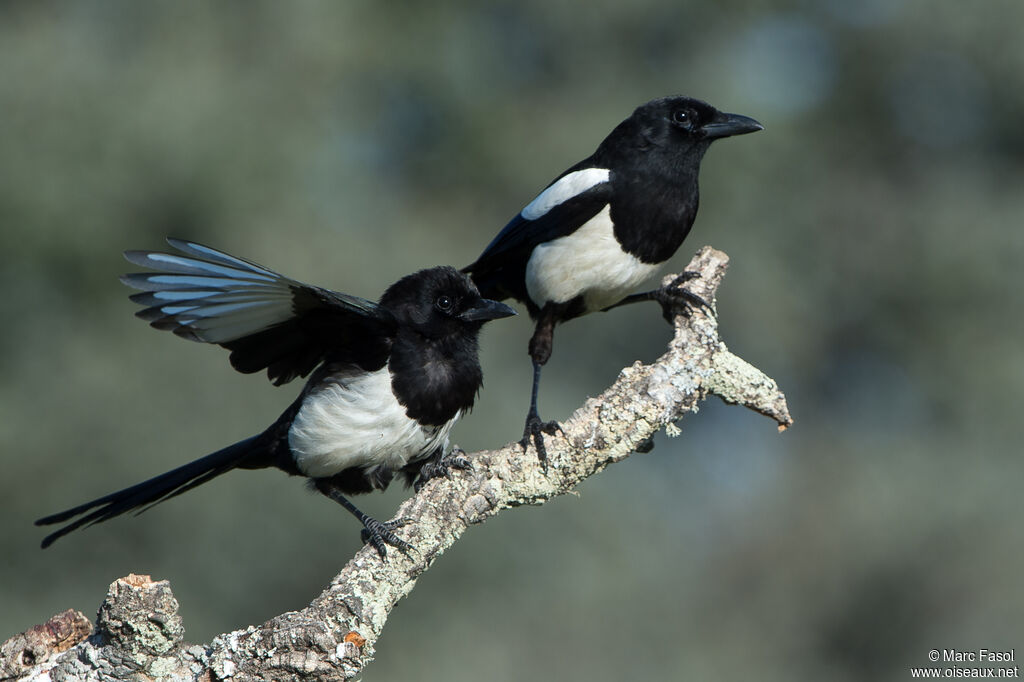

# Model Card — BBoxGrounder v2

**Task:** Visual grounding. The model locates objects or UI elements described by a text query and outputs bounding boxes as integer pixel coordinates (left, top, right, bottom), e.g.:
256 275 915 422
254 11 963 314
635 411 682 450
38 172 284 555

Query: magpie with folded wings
36 239 515 557
463 96 762 461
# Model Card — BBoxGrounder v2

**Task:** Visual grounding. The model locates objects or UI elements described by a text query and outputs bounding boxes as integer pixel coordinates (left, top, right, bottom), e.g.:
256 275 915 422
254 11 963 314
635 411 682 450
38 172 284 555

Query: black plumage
464 96 763 459
37 239 515 556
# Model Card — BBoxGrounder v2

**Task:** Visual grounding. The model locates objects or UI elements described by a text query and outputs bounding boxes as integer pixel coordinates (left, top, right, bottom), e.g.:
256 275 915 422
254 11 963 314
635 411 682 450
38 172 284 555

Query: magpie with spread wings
37 239 515 557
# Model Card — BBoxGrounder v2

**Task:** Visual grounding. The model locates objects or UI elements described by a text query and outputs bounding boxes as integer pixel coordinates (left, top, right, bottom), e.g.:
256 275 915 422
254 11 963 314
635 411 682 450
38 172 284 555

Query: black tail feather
36 435 265 548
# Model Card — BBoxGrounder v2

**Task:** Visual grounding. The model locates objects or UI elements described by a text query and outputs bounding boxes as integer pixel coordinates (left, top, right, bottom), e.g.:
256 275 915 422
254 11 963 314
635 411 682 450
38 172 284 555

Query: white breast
525 205 662 312
288 367 459 478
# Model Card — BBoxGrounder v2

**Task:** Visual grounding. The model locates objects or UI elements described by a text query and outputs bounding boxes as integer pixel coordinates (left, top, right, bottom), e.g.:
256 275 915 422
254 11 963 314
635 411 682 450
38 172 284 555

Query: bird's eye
435 295 453 312
671 109 694 127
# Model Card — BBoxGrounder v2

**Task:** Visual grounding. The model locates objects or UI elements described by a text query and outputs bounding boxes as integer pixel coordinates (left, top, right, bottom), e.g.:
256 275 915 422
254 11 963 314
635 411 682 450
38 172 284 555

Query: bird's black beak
460 298 517 322
701 112 764 139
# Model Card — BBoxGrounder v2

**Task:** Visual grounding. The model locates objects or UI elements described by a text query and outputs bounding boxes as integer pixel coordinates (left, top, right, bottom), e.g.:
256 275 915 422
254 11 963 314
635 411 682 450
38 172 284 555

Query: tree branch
2 246 791 682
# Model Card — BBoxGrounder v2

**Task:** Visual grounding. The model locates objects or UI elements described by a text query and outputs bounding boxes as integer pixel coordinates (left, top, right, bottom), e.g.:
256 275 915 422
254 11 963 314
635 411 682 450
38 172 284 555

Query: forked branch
1 246 791 682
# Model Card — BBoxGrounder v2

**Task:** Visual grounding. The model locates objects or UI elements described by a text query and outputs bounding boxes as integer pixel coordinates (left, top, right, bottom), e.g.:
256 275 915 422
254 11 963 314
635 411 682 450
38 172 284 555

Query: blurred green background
2 2 1022 680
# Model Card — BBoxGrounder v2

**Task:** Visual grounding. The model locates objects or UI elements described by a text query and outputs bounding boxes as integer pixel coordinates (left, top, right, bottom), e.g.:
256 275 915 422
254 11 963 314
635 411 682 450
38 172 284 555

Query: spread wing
121 238 396 385
463 166 612 303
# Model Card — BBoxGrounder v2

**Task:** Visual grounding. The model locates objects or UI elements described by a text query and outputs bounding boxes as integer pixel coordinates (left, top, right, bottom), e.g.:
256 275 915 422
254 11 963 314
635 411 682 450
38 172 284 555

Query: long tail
36 435 267 548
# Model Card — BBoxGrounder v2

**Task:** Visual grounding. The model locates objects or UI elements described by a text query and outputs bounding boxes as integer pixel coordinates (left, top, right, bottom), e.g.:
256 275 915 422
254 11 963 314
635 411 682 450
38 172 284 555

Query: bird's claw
520 415 561 468
653 271 713 322
360 516 413 559
414 448 473 492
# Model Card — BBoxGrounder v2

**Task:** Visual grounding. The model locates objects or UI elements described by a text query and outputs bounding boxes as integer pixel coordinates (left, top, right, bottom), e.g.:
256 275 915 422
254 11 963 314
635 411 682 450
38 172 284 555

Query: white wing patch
525 205 661 312
521 168 610 221
288 367 460 478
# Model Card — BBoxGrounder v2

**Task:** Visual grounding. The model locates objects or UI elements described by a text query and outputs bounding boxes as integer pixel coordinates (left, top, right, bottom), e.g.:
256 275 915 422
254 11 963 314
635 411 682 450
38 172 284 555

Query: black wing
121 238 397 384
463 166 612 304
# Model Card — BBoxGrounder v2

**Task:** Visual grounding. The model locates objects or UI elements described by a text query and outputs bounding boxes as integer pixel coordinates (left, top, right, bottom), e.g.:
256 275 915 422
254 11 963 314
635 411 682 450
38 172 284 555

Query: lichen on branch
2 246 791 682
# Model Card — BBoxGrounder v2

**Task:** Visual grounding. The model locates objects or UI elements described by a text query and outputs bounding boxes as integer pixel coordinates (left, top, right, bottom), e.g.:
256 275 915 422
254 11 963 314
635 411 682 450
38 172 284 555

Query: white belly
524 206 662 312
288 367 459 478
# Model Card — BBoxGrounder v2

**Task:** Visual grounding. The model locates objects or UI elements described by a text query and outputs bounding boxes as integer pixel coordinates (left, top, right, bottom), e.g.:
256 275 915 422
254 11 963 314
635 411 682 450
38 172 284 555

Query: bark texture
2 246 791 682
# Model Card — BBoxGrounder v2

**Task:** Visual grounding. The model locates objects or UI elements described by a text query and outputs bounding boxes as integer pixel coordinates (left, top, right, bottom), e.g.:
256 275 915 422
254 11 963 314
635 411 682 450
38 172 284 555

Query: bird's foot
652 271 713 323
414 447 472 492
360 515 413 559
520 414 561 468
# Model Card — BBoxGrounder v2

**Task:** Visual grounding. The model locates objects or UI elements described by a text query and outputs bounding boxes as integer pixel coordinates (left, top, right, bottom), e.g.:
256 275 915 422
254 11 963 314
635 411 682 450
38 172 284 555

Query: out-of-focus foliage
2 2 1022 680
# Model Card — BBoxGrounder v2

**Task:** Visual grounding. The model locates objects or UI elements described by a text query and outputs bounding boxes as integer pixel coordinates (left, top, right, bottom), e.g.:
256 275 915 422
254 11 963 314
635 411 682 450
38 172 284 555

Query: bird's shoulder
465 160 614 273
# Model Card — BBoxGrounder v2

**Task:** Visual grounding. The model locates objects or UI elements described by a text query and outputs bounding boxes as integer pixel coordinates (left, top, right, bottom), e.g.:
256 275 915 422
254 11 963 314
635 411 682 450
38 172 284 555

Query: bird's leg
603 271 713 323
523 360 561 467
522 310 562 466
413 446 472 492
314 479 412 559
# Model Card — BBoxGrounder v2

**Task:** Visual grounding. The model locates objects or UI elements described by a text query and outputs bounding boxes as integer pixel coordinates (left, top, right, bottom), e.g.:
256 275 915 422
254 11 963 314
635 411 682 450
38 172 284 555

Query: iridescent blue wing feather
122 238 396 384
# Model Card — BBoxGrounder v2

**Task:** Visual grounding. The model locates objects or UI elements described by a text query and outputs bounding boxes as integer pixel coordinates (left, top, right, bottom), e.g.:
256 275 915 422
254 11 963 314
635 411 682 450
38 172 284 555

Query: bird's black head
380 266 516 340
382 266 515 425
599 95 763 166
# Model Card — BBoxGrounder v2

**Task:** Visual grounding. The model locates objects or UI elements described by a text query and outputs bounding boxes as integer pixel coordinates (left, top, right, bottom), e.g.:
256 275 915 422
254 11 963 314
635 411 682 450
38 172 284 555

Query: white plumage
525 205 662 312
520 168 610 220
288 367 459 478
